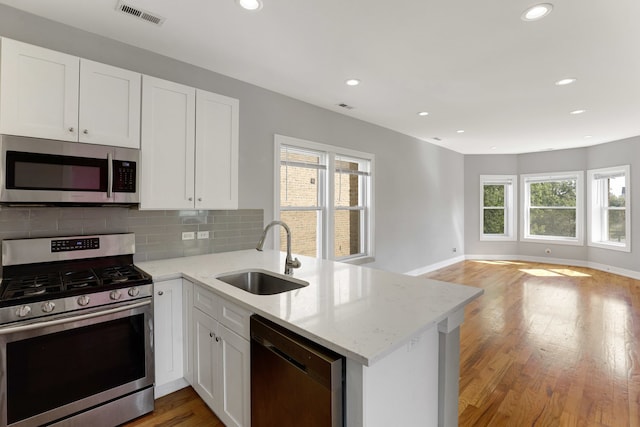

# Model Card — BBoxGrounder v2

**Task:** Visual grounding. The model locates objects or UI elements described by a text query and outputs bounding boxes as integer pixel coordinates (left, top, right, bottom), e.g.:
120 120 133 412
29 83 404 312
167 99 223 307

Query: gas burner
13 274 59 289
102 267 131 283
62 270 100 289
24 288 46 296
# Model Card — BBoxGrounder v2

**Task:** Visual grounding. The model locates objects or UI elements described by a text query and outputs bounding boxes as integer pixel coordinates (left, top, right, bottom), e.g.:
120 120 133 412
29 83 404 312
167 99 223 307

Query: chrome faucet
256 221 301 275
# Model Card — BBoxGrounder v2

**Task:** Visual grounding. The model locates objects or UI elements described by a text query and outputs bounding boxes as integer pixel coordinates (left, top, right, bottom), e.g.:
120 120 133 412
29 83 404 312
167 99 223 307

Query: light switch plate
182 231 195 240
197 231 210 239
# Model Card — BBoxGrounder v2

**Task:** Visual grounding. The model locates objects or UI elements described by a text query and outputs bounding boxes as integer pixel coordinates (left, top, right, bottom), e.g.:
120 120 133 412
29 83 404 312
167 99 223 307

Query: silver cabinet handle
188 197 193 201
157 291 164 296
68 127 74 132
198 197 202 202
83 129 89 134
215 336 220 342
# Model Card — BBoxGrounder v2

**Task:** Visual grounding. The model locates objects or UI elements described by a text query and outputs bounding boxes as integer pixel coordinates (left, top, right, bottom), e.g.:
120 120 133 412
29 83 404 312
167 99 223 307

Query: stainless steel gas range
0 233 154 427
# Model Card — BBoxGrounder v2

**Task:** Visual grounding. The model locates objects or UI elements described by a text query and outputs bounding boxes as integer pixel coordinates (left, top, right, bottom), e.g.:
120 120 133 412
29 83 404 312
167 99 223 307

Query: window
480 175 517 241
521 171 584 245
587 165 630 252
275 135 374 261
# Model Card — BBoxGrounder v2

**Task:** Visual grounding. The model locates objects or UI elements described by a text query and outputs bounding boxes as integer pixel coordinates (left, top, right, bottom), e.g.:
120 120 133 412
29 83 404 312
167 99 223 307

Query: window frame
587 165 631 252
521 171 584 246
480 175 517 241
274 134 375 262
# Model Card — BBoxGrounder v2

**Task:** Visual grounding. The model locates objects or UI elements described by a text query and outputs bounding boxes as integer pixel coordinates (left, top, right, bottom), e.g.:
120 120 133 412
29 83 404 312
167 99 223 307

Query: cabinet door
154 279 184 390
140 75 196 209
79 59 141 148
195 89 239 210
218 324 251 427
193 308 221 409
0 37 79 141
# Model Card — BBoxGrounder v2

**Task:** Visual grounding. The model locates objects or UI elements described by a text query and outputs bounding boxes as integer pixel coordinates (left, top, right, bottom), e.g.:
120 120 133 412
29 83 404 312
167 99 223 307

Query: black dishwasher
250 315 345 427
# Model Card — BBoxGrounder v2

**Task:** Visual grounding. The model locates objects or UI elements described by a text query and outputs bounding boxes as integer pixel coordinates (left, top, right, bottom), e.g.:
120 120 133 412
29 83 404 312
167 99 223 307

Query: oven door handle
0 300 151 335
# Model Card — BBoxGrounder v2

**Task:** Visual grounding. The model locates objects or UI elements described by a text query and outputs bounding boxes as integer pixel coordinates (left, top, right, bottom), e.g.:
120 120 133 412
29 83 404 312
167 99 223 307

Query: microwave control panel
112 160 137 193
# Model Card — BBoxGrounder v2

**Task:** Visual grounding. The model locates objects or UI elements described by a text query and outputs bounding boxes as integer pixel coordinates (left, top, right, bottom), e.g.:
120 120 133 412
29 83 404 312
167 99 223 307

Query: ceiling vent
337 103 354 110
116 1 166 26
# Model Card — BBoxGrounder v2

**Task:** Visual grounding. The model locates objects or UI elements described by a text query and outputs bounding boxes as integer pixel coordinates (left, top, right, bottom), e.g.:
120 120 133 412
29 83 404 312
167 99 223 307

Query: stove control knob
41 301 56 313
110 290 123 301
77 295 90 307
16 305 31 318
128 287 140 297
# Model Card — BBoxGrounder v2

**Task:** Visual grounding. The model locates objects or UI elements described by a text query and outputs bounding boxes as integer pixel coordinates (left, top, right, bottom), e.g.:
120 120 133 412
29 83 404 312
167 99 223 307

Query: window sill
588 241 631 253
339 256 375 265
521 236 584 246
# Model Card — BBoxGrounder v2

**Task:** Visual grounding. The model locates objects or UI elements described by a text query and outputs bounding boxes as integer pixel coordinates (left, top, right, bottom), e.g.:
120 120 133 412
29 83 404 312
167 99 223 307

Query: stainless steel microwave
0 135 139 205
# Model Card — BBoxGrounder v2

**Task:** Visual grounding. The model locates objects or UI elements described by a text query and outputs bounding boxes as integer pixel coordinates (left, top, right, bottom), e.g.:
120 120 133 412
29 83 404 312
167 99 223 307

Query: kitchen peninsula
140 250 482 427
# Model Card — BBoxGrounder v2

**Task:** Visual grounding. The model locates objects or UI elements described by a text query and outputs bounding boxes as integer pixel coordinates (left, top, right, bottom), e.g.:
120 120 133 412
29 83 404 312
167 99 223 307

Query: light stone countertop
138 250 483 366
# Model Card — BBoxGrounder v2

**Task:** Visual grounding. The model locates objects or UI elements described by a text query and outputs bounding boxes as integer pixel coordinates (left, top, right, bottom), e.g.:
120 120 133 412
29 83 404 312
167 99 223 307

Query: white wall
0 4 465 274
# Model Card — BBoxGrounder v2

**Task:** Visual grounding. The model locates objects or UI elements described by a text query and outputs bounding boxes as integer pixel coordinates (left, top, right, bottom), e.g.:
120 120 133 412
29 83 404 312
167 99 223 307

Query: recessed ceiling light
345 79 361 86
417 111 429 116
457 130 465 134
521 3 553 21
570 109 586 115
585 135 593 139
236 0 262 11
555 78 576 86
491 146 497 150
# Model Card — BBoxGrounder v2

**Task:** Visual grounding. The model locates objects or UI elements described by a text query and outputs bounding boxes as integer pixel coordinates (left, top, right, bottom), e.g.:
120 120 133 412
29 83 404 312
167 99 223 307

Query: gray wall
465 136 640 273
0 4 465 274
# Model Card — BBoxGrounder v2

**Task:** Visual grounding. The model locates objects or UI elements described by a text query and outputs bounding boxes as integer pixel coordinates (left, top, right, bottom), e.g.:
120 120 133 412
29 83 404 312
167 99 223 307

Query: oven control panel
51 237 100 252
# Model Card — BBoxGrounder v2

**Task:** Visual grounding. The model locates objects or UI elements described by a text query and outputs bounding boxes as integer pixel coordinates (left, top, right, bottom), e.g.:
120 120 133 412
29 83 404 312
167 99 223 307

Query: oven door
0 300 154 427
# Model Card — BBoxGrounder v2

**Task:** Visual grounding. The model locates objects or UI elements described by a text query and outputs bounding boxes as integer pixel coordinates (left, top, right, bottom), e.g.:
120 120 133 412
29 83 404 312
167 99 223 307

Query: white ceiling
2 0 639 154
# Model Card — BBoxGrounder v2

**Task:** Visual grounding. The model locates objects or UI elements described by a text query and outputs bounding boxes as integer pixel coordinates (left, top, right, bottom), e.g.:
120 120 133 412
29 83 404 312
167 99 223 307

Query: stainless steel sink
216 269 308 295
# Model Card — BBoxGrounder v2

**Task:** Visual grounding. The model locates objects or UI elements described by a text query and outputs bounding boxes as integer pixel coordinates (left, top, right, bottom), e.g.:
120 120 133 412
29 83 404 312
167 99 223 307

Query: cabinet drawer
194 284 219 318
218 298 251 340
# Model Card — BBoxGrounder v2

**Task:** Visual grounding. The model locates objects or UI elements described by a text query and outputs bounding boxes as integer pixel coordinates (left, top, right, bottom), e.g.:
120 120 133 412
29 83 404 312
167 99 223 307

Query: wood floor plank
425 260 640 427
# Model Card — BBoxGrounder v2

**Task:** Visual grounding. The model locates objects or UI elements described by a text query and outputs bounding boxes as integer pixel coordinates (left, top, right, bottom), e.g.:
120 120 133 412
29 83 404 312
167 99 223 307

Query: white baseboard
155 377 189 399
407 253 640 281
405 255 466 276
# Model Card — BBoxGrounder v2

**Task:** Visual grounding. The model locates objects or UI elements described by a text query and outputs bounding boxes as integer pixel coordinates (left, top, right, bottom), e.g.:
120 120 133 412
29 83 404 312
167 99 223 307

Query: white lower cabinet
190 283 251 427
154 279 188 397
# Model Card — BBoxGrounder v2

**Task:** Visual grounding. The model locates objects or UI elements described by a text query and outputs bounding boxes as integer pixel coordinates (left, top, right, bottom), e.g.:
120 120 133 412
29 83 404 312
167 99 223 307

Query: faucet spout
256 221 301 275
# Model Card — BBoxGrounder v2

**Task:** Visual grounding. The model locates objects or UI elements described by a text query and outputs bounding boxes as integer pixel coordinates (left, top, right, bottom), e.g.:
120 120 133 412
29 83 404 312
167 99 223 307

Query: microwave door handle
107 152 113 199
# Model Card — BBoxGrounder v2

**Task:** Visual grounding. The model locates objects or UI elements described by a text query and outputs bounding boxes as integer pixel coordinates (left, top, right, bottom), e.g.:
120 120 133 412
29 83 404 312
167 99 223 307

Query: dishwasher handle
251 315 343 390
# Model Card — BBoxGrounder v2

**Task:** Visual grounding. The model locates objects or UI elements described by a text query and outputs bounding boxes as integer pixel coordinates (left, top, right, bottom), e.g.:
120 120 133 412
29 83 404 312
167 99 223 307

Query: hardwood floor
123 387 222 427
424 260 640 427
125 260 640 426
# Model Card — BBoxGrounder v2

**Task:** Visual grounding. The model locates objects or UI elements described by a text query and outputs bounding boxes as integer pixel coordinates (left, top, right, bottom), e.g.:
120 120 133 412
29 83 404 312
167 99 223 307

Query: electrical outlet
545 248 551 254
197 231 210 239
182 231 195 240
452 247 457 253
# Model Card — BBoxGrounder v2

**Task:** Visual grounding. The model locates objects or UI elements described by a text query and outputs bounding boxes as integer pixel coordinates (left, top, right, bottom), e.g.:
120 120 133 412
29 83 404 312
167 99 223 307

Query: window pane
530 208 576 237
608 176 626 207
335 171 361 207
280 148 320 165
280 164 320 207
483 209 505 234
483 185 504 207
608 210 626 242
279 210 319 257
335 209 361 258
530 181 576 207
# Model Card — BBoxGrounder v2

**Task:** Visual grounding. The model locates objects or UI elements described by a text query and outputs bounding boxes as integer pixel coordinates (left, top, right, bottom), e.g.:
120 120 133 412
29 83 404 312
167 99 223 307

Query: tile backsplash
0 207 264 270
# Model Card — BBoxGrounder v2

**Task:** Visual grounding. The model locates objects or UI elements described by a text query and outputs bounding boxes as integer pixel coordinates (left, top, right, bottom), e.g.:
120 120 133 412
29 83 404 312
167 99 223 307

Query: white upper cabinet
79 59 141 148
0 37 141 148
195 89 239 210
140 76 239 210
140 75 196 210
0 38 79 141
